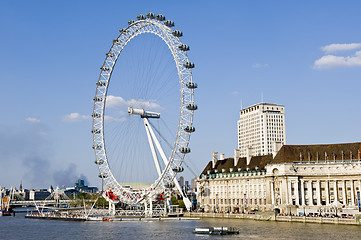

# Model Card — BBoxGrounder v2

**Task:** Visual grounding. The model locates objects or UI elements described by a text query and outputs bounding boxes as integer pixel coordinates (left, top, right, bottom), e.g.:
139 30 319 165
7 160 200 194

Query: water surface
1 213 361 239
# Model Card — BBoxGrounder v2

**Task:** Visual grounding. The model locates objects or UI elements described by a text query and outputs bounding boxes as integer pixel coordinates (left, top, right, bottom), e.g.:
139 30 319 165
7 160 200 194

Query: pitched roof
200 142 361 176
201 155 273 175
273 142 361 163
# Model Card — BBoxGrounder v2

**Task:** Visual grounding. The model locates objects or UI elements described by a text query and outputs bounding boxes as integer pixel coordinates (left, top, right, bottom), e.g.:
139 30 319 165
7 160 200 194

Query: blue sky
1 0 361 189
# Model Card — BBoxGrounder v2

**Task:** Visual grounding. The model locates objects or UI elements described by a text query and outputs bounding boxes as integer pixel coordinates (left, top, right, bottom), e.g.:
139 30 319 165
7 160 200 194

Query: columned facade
197 142 361 215
198 160 361 214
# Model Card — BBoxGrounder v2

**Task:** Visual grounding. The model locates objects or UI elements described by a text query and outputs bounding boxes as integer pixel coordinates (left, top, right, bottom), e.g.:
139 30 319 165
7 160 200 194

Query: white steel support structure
143 116 192 210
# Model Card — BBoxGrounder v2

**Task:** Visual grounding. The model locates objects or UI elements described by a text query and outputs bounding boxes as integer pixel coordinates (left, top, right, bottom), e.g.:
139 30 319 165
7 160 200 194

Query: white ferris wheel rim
92 14 196 205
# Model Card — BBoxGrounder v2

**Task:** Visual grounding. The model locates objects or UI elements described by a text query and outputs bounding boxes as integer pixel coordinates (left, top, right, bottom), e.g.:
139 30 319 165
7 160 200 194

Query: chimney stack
246 146 253 165
220 153 225 160
212 152 218 168
272 141 283 158
234 149 240 166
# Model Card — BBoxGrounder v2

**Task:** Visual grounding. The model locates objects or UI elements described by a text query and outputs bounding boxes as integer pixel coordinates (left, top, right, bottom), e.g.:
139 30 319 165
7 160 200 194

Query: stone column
325 180 330 205
295 178 300 205
342 180 347 205
271 181 275 205
308 180 313 205
300 180 305 205
351 180 355 206
288 179 293 205
334 181 338 202
280 179 286 205
316 180 321 206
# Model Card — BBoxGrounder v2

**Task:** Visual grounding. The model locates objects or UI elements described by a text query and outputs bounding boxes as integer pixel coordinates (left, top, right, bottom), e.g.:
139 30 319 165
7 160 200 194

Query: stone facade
197 143 361 215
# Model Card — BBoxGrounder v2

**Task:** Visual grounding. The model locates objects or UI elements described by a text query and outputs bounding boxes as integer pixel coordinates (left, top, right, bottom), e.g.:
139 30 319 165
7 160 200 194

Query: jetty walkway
184 212 361 226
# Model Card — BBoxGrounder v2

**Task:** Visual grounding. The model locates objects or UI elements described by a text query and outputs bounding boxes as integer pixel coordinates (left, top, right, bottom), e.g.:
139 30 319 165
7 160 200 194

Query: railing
11 200 72 205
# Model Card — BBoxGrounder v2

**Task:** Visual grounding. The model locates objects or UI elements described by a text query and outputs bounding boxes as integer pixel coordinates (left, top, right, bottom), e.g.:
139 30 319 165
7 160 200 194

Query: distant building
65 179 98 196
191 178 197 191
178 176 184 188
237 103 286 157
29 189 51 200
197 142 361 216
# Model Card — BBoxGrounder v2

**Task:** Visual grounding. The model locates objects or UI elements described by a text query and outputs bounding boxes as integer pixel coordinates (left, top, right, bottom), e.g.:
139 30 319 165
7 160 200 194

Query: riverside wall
184 212 361 225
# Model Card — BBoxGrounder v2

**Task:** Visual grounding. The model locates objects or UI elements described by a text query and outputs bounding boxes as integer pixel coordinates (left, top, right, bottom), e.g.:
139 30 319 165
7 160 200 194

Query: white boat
193 227 240 235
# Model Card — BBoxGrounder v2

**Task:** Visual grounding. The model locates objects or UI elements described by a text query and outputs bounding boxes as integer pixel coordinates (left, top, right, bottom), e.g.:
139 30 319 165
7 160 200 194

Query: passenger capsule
128 20 135 25
184 126 195 133
112 39 121 45
96 81 106 86
100 66 110 71
183 62 195 69
164 20 174 27
106 52 115 57
146 12 155 19
92 113 101 118
92 144 102 150
164 182 175 188
178 44 190 51
186 103 198 110
179 147 191 154
98 173 108 178
95 159 104 165
172 30 183 37
137 14 146 20
119 28 129 34
156 14 165 21
91 129 101 134
172 166 184 172
93 97 103 102
155 193 164 201
186 82 197 89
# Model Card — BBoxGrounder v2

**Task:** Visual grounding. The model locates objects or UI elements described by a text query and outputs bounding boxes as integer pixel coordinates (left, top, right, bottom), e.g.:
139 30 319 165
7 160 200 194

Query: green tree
178 200 185 209
171 195 178 205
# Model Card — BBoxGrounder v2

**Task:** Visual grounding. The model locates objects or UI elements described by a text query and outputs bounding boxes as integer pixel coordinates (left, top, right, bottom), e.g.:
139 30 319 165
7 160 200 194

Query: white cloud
232 91 239 95
321 43 361 53
26 117 40 123
62 113 90 122
252 63 269 68
313 50 361 69
106 95 162 110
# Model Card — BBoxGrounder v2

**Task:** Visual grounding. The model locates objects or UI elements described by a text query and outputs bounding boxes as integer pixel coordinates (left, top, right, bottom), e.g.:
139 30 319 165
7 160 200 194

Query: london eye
92 13 197 211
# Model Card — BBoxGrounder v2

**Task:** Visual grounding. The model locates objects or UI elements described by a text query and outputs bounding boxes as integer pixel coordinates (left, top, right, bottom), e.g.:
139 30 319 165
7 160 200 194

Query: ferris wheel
92 13 197 210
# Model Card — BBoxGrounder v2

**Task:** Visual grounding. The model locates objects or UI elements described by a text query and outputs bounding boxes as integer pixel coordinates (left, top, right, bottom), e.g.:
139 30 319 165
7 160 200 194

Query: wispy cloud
252 63 269 68
321 43 361 53
313 50 361 69
62 113 90 122
26 117 40 123
107 95 162 110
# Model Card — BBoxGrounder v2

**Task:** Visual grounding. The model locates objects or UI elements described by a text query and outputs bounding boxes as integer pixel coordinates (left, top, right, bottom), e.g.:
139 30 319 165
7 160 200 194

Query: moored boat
0 210 11 216
193 227 240 235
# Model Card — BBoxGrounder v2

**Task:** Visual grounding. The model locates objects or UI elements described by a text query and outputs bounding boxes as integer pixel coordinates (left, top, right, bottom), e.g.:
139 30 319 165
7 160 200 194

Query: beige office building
237 103 286 157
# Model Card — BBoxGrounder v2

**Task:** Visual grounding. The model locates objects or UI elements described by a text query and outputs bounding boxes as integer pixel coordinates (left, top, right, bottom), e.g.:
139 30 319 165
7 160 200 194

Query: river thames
1 213 361 239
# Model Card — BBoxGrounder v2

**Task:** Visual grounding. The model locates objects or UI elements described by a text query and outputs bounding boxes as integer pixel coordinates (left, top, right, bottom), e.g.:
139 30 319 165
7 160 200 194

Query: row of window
211 198 267 206
240 105 284 115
